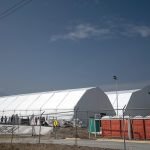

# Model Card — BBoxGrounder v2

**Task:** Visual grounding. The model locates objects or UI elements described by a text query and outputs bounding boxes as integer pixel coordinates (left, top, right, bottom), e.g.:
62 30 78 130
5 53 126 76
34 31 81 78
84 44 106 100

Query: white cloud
109 20 150 38
50 19 150 42
50 24 112 41
67 24 111 39
131 26 150 37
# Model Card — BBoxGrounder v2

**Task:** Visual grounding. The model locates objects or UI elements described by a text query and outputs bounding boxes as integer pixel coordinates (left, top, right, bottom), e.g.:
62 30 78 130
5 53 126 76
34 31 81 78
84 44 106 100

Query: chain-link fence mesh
0 108 150 150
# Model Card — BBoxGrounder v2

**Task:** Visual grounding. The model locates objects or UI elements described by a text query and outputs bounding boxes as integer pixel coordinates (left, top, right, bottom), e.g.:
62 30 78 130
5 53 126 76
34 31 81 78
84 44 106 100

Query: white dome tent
125 85 150 116
105 89 139 115
0 87 115 125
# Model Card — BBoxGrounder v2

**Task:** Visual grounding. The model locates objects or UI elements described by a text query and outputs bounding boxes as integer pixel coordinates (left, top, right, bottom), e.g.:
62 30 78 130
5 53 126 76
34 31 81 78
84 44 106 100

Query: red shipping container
132 118 145 140
111 119 122 138
101 120 111 137
144 119 150 139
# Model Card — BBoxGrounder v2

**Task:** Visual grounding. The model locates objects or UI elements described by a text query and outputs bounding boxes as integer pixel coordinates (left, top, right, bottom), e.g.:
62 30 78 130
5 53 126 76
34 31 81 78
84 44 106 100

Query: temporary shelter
0 87 115 124
125 85 150 116
105 89 139 115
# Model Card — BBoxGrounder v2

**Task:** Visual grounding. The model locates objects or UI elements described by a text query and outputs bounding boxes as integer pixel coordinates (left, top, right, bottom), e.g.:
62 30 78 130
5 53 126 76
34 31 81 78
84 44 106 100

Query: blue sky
0 0 150 95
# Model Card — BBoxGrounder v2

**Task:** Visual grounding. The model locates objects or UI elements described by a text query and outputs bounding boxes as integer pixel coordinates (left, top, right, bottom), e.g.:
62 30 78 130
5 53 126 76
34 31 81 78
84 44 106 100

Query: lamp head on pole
113 75 117 80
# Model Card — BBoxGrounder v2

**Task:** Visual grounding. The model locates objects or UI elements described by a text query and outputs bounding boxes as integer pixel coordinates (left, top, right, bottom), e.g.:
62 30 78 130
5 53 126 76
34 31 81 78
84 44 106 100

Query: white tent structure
105 89 139 115
125 85 150 116
0 87 115 124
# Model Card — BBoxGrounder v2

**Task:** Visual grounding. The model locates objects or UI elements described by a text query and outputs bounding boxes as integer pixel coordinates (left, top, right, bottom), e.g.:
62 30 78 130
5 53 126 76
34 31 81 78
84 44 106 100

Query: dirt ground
0 127 117 150
0 143 117 150
50 127 101 139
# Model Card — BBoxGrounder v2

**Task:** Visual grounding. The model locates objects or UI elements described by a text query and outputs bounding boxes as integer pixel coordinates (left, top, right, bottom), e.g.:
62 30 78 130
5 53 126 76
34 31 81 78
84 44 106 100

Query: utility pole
113 75 119 116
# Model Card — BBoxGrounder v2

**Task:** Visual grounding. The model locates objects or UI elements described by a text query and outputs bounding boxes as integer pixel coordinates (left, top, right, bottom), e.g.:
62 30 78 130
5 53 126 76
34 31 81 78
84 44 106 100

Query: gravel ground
0 143 117 150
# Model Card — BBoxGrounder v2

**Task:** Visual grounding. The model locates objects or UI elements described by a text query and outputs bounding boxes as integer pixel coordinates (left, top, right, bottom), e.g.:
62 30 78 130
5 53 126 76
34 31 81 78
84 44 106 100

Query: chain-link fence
0 108 150 150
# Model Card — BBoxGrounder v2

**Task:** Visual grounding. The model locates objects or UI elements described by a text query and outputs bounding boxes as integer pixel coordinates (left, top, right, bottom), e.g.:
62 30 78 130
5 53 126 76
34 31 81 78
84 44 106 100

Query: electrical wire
0 0 32 20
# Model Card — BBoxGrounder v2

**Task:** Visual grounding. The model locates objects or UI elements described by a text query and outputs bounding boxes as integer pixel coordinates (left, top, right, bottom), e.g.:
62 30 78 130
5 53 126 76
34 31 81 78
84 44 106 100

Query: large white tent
0 87 115 124
105 89 139 115
125 85 150 116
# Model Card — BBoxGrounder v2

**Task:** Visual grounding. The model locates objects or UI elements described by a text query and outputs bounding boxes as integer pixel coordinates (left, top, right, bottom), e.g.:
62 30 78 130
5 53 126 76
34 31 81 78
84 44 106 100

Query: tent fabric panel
57 90 86 109
6 96 22 111
0 96 17 110
28 92 54 110
106 92 133 109
0 97 8 114
16 94 41 110
42 91 69 109
125 85 150 116
10 95 29 110
117 93 133 108
0 97 8 104
105 89 139 109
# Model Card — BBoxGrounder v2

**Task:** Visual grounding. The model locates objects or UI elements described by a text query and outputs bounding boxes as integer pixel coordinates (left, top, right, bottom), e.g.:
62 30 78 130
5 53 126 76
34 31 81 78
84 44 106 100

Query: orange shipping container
111 119 122 138
101 119 111 137
132 118 145 140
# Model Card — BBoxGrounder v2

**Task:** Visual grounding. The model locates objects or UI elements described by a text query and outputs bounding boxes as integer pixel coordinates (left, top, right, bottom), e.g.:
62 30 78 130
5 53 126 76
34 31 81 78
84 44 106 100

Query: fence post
128 117 131 140
75 108 79 146
94 117 96 138
17 113 20 142
38 111 45 144
88 118 90 139
122 106 126 150
11 111 15 144
87 111 88 128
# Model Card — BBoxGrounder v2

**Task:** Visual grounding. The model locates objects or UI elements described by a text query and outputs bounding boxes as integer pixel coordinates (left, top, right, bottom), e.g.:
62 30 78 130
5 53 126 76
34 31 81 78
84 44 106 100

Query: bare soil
50 127 101 139
0 127 117 150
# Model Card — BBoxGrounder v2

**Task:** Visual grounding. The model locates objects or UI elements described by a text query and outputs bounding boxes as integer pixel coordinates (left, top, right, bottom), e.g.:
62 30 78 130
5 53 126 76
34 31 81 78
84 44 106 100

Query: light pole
113 75 119 116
